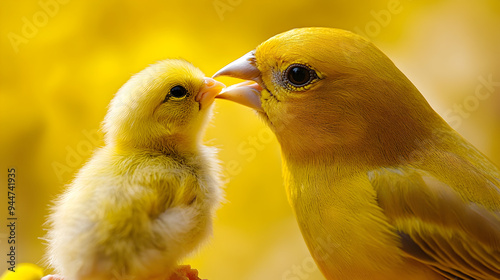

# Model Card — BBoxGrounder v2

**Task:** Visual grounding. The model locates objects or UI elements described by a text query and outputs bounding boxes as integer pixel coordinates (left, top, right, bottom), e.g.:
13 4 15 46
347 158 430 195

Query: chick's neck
110 131 204 158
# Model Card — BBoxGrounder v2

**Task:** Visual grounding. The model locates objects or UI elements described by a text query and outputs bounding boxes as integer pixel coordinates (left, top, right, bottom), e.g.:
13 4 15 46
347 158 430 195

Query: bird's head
103 59 225 153
214 28 443 164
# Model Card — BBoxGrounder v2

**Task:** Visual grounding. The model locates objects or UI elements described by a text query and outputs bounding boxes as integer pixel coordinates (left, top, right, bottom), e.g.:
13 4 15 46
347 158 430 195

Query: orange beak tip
196 78 226 108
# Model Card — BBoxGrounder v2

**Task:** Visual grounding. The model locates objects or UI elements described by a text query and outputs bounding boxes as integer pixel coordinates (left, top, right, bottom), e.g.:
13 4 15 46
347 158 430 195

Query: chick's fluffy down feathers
45 59 224 280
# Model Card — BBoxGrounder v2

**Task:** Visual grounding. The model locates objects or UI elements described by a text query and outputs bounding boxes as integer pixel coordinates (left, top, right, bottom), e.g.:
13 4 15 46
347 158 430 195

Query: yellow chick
213 27 500 280
44 59 225 280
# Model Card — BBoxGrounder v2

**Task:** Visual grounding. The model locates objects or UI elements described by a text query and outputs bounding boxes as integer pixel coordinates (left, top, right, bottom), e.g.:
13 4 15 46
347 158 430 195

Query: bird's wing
368 167 500 280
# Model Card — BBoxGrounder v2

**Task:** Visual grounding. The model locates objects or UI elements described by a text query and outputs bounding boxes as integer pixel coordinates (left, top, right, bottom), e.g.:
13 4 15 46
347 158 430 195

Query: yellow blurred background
1 0 499 279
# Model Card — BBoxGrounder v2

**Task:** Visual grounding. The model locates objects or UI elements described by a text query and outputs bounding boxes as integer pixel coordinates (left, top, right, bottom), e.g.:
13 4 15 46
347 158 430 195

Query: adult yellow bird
44 59 225 280
213 27 500 280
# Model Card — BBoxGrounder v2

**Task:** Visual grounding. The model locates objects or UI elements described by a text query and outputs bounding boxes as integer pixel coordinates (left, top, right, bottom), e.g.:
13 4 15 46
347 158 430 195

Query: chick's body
215 28 500 279
46 60 224 280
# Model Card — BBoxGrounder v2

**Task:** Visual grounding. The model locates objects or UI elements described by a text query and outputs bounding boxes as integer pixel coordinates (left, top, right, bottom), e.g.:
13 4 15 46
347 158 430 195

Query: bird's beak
196 78 226 110
212 51 264 112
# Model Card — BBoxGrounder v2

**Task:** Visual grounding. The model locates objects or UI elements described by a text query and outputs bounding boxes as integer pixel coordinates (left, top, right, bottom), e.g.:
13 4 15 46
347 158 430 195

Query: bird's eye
284 64 318 88
169 85 188 99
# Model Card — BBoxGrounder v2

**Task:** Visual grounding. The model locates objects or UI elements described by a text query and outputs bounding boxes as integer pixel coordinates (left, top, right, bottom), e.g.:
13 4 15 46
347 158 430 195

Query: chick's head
214 28 443 162
104 59 224 152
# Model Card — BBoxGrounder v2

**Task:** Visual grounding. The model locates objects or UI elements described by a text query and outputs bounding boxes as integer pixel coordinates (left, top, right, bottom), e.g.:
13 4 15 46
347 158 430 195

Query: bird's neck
278 92 451 168
280 149 363 214
279 115 452 170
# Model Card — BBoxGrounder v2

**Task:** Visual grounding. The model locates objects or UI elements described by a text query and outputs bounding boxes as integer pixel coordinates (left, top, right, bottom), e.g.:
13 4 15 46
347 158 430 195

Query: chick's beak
212 51 264 112
196 78 226 110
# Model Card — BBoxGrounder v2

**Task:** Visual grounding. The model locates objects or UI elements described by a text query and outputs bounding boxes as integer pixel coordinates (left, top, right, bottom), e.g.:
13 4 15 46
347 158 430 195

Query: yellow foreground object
0 263 44 280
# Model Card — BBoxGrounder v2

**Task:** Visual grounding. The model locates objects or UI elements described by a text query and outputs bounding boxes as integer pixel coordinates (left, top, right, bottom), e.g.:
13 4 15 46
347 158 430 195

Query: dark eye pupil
170 85 188 98
287 66 311 86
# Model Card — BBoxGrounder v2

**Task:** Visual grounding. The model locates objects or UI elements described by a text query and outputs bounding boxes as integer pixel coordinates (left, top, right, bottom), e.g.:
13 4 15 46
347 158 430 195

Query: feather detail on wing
369 167 500 280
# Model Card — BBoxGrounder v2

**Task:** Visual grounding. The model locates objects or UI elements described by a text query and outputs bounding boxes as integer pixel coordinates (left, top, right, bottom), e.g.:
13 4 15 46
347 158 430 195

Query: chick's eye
169 85 188 99
284 64 317 88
